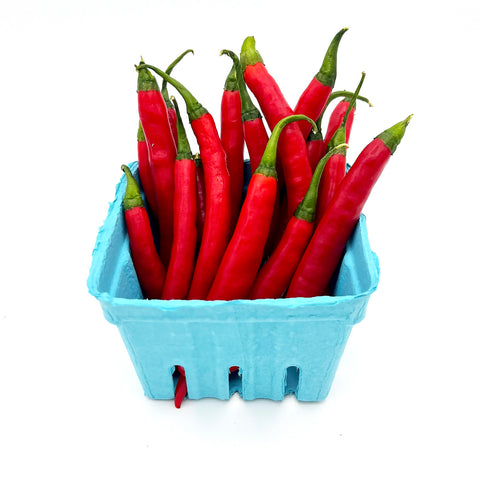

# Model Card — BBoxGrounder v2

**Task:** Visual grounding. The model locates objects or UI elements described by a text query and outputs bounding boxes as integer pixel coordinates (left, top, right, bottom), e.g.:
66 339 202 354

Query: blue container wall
87 162 380 402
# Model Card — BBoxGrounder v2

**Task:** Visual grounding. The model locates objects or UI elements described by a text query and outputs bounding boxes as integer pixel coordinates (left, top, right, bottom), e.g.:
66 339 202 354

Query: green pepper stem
137 59 159 92
136 63 208 121
171 96 192 160
240 36 264 70
193 152 202 167
256 114 317 177
295 143 348 222
326 90 372 108
137 120 145 142
376 114 413 154
223 63 238 91
160 49 194 109
221 49 262 122
315 28 348 87
121 165 144 210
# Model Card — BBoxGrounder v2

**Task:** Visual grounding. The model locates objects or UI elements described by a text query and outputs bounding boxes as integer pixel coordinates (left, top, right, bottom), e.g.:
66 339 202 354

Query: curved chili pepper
249 144 348 300
194 153 206 249
287 115 413 298
139 63 232 300
121 165 166 299
136 60 175 268
207 114 317 301
220 62 244 229
161 49 194 147
136 121 158 218
294 28 348 139
306 90 372 172
161 98 197 300
323 89 372 147
240 37 312 218
317 73 366 222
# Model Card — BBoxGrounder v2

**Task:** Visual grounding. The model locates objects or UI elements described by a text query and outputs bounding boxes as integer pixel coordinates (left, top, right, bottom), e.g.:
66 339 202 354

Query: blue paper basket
87 161 380 402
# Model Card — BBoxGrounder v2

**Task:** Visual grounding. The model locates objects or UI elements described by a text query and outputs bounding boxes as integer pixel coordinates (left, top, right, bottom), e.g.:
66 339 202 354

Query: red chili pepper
207 114 317 301
220 49 269 176
194 153 206 249
220 62 244 229
317 73 366 221
136 60 175 268
324 98 355 147
306 90 372 172
174 366 187 409
293 28 348 139
136 121 158 218
240 37 312 217
323 91 372 147
306 120 327 173
121 165 166 299
221 49 283 259
286 115 412 298
249 144 347 300
161 98 197 300
161 49 194 147
140 63 232 300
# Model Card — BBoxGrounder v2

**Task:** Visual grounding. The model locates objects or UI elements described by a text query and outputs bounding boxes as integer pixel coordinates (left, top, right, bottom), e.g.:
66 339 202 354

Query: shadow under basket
87 161 380 402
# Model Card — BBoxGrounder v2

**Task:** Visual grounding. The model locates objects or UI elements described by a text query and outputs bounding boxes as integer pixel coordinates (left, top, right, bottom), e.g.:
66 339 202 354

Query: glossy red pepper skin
138 63 233 300
136 122 158 218
194 154 206 248
317 74 366 225
307 135 327 173
137 63 175 268
221 66 244 229
249 144 346 299
324 99 355 147
294 78 332 138
162 159 197 299
208 114 316 301
243 117 269 174
162 99 197 300
250 217 313 299
125 207 166 299
242 63 311 216
241 38 312 218
187 114 232 299
220 50 268 177
316 152 346 221
174 366 187 409
207 174 278 300
293 28 348 139
287 116 412 298
121 165 166 300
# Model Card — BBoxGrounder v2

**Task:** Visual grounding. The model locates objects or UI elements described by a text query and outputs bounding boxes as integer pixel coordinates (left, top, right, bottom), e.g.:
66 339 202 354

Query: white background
1 1 479 478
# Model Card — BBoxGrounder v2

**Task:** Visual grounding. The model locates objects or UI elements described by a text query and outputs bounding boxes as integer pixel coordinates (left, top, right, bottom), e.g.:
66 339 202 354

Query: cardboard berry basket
87 161 380 402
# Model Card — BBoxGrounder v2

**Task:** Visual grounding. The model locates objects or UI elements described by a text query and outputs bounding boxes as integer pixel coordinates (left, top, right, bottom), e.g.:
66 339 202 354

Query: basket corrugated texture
87 161 380 402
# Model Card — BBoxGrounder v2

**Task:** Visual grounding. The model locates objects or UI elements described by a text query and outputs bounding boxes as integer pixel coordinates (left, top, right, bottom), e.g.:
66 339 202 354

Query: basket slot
284 366 300 396
228 366 243 397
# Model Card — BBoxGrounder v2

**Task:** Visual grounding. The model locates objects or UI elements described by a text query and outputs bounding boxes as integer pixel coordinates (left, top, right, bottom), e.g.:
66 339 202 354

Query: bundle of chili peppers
121 29 411 407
